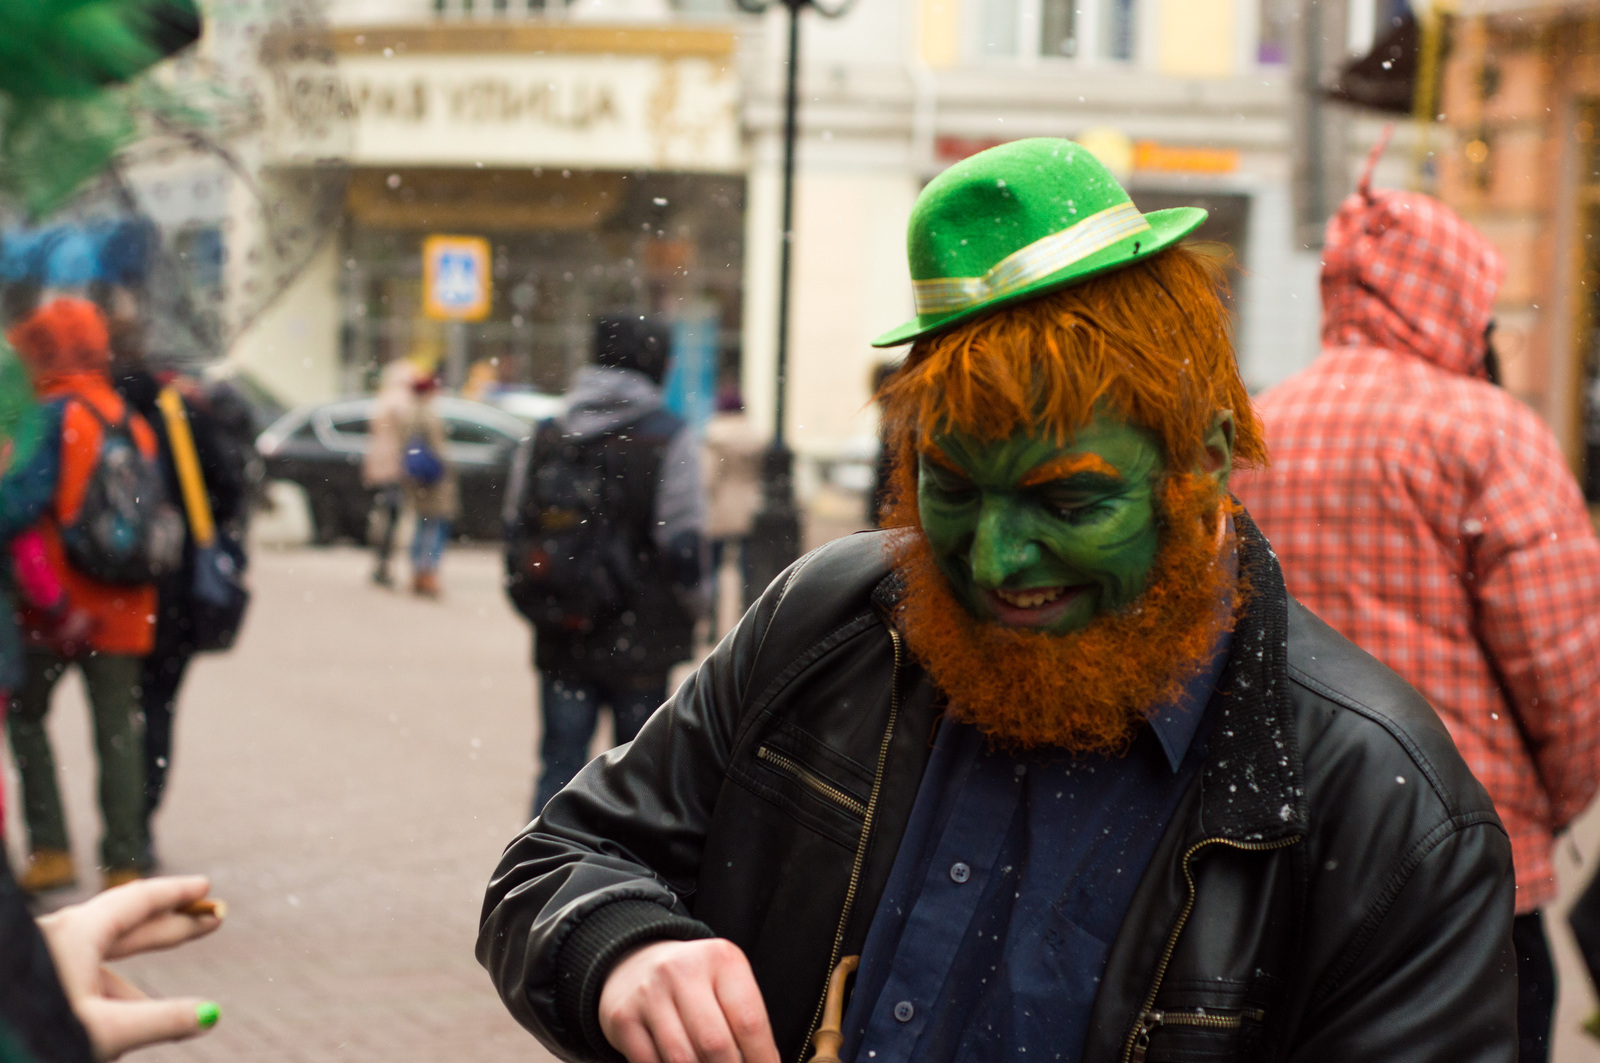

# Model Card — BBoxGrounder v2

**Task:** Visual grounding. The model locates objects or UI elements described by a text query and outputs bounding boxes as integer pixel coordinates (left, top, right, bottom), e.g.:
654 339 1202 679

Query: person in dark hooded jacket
1234 136 1600 1063
106 308 245 867
506 314 703 816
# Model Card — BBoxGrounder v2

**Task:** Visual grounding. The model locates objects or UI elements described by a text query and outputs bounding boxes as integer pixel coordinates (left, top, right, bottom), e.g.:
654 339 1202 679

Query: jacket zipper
756 746 869 818
1130 1006 1268 1057
1122 836 1298 1063
797 626 904 1062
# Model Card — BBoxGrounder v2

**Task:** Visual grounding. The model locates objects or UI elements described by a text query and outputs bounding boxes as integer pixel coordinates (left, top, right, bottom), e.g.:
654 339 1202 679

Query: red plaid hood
1320 154 1505 379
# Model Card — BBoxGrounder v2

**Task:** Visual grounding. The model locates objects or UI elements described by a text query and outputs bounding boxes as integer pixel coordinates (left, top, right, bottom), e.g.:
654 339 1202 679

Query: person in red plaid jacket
1233 141 1600 1063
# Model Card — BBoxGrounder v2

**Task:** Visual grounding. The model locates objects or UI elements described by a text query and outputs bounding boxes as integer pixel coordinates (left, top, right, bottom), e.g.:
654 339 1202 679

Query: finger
98 966 150 1002
77 997 215 1060
99 878 222 960
607 1015 664 1063
712 962 780 1063
669 975 742 1063
105 909 223 961
81 877 212 953
640 997 699 1063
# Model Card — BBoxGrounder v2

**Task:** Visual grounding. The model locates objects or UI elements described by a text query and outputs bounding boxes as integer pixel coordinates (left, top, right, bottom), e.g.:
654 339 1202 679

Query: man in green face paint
480 139 1516 1063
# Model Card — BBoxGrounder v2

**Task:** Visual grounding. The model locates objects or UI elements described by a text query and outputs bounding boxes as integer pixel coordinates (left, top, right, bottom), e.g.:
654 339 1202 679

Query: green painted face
917 416 1171 635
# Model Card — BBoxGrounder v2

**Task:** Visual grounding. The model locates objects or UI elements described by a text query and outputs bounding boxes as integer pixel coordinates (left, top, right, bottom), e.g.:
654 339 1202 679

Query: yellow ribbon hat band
911 201 1152 317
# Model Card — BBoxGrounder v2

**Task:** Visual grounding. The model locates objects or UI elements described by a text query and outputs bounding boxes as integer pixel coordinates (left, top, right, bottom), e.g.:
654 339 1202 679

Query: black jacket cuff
555 898 715 1061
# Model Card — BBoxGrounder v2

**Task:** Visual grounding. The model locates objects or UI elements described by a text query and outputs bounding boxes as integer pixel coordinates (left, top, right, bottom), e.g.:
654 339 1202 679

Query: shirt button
893 1001 915 1023
949 861 971 884
1014 763 1027 777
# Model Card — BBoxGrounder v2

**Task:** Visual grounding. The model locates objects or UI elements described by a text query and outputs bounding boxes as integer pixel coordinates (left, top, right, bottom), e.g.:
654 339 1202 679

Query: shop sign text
267 54 739 173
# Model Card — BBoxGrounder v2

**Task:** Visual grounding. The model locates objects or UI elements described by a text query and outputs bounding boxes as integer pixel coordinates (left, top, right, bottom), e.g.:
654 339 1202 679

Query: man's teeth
995 587 1066 609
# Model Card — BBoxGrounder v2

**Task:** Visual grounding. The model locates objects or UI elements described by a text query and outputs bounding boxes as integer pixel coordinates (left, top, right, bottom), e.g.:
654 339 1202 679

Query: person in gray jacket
505 314 704 815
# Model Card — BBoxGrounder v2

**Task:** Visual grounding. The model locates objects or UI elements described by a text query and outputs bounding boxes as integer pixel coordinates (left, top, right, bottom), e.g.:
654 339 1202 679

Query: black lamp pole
737 0 854 600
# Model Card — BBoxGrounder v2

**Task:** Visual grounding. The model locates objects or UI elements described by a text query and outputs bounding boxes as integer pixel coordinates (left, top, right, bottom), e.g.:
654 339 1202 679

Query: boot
412 571 441 598
19 849 77 893
102 867 143 891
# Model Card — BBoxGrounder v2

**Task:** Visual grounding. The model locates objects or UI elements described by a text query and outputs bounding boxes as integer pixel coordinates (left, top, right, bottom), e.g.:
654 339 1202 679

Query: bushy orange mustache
889 473 1240 754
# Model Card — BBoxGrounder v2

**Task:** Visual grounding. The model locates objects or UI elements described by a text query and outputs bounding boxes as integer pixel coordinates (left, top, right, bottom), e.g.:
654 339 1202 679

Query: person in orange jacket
5 297 160 893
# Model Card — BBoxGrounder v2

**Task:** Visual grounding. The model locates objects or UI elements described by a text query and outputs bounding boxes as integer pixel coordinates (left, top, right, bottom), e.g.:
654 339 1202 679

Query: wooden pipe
807 955 860 1063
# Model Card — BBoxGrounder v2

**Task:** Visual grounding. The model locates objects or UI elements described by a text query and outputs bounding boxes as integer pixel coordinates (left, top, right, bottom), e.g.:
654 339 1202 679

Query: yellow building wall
1156 0 1237 78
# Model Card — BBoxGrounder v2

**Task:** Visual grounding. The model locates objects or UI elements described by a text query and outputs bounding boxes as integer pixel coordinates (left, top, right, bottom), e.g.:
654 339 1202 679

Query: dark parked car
256 396 534 544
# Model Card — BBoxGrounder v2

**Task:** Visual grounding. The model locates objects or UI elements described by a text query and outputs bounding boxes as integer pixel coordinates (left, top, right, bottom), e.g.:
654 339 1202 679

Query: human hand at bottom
600 938 780 1063
36 875 224 1061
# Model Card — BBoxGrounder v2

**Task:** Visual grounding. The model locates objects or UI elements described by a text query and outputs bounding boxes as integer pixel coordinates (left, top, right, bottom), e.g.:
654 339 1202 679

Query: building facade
1441 1 1600 495
227 0 1406 496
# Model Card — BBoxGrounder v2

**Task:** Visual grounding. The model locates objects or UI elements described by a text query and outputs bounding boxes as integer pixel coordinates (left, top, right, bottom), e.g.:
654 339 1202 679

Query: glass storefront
337 166 744 408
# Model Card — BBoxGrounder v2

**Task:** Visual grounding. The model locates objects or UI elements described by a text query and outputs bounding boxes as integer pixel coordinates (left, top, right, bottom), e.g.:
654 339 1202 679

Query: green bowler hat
871 138 1208 348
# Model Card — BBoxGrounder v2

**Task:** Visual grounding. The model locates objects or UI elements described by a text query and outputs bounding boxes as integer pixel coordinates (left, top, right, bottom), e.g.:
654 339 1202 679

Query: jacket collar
1197 507 1307 841
870 507 1308 843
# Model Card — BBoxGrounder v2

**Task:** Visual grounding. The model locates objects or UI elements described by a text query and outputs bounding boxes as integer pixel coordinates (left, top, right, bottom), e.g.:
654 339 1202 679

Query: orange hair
877 244 1266 525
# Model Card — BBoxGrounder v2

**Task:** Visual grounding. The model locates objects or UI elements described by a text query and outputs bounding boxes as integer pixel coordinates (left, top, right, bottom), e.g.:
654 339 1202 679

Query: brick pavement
4 545 559 1062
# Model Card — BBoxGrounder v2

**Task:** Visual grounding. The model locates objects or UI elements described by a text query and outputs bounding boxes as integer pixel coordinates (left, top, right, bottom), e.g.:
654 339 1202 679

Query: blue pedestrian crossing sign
423 235 491 321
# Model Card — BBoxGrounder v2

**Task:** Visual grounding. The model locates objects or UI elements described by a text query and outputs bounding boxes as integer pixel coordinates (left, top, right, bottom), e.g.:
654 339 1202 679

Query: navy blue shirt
840 625 1230 1063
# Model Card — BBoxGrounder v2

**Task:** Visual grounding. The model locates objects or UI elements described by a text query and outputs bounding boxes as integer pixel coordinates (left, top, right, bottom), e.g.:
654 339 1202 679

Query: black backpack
58 397 185 586
504 417 641 633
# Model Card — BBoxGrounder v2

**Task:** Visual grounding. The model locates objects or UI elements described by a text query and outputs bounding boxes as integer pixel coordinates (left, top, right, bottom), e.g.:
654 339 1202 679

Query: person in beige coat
400 374 457 598
700 384 762 635
362 360 415 587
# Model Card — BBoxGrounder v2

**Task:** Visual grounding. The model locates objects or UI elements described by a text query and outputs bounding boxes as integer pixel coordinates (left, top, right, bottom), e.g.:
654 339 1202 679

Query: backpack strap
156 385 216 547
509 417 568 533
60 392 128 434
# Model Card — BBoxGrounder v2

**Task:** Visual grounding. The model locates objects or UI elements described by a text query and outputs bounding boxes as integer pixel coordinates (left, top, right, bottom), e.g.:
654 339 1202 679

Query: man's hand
599 939 780 1063
36 875 224 1061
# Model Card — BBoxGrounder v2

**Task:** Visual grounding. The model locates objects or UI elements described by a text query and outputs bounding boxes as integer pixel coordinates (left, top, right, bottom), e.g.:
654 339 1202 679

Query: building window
971 0 1138 63
434 0 567 16
1101 0 1136 61
1040 0 1078 57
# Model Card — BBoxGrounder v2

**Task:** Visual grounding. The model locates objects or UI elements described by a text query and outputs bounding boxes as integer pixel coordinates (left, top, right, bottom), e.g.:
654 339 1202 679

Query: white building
225 0 1403 495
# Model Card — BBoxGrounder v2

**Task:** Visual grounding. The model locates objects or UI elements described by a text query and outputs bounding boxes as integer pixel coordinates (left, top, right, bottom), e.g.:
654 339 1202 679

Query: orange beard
891 473 1239 754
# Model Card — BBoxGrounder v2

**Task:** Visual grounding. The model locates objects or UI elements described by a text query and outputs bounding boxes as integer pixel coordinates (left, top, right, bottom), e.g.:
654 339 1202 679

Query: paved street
4 544 559 1062
8 533 1600 1061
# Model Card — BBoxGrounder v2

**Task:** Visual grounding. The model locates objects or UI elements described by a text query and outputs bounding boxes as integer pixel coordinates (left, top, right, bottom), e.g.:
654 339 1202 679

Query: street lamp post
737 0 855 602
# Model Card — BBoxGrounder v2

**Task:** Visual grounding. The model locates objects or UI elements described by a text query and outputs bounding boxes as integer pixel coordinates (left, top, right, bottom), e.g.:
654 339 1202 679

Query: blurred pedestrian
200 376 266 532
504 314 702 814
106 305 246 867
0 340 93 841
1233 138 1600 1063
402 371 455 598
4 297 178 893
700 381 761 635
363 360 414 588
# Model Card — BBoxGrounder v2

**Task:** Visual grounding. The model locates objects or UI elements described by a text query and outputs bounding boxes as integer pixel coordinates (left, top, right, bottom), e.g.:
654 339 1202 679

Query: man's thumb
81 997 218 1059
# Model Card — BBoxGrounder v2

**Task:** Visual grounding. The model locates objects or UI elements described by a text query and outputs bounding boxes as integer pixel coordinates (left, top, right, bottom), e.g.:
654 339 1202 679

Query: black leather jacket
479 516 1516 1063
